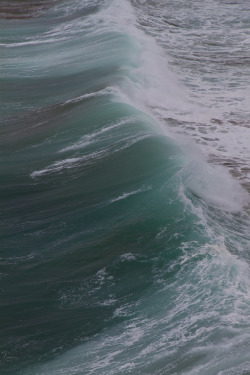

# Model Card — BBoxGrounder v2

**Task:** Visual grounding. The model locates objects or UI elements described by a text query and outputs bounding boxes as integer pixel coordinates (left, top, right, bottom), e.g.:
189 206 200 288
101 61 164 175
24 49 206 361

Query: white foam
102 0 250 201
30 150 106 177
2 37 70 48
30 157 81 177
58 117 134 153
183 160 248 212
23 240 250 374
120 253 137 261
109 188 143 203
62 87 114 106
21 2 250 374
113 133 151 152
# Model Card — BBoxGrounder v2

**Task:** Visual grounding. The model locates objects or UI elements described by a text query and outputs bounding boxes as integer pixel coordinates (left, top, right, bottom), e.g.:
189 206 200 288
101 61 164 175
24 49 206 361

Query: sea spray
1 1 250 374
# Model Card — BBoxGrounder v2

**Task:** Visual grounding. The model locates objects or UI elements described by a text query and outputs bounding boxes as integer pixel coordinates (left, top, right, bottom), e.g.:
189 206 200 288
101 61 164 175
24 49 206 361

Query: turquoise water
1 1 250 374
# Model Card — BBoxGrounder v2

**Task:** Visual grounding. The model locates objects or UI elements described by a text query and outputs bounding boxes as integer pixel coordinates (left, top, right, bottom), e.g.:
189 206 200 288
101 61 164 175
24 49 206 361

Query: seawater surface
1 1 250 374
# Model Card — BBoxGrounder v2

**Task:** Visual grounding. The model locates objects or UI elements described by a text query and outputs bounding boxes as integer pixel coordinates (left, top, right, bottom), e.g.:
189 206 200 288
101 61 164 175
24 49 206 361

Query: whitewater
1 0 250 374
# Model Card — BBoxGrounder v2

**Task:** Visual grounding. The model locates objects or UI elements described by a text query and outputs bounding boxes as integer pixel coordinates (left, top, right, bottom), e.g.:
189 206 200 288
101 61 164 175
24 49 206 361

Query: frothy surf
1 0 250 374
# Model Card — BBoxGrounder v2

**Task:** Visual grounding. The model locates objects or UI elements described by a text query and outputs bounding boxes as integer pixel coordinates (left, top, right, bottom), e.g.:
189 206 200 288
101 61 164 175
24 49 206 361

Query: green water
1 0 250 374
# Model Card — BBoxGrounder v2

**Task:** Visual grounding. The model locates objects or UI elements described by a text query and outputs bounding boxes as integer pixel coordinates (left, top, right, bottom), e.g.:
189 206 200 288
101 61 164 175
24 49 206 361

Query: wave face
1 1 250 374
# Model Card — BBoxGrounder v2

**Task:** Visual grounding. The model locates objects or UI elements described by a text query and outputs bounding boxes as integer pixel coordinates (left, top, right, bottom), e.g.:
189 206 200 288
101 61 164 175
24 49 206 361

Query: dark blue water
1 1 250 374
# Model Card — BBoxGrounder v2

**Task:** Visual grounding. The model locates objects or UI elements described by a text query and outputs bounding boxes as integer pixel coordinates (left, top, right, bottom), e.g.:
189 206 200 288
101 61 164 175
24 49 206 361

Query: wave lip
2 0 250 374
